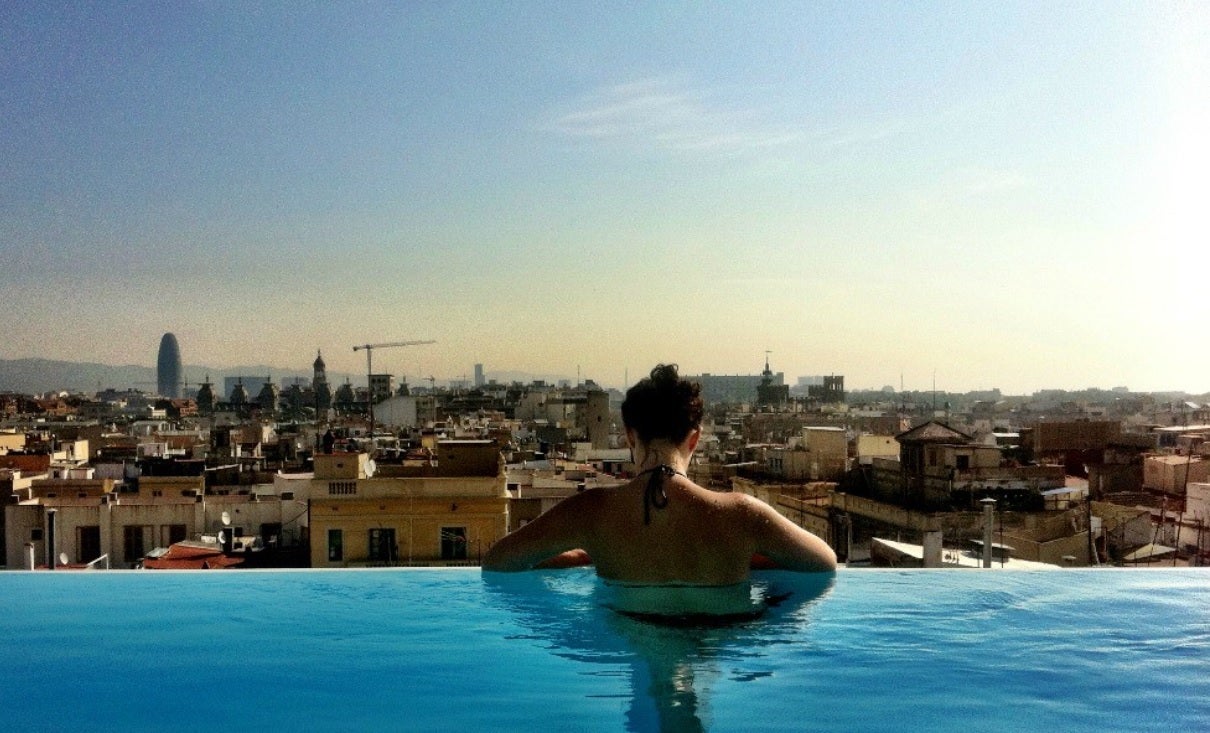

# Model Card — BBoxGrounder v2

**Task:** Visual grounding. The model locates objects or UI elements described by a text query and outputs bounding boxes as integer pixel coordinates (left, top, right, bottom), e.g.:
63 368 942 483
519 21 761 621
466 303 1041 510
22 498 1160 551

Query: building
4 465 309 569
691 371 784 405
369 374 395 404
313 351 332 414
756 356 790 408
761 427 849 481
856 435 899 465
1143 455 1208 501
807 375 845 404
307 441 509 567
374 395 419 429
514 383 612 449
1020 420 1122 475
255 377 280 415
225 377 257 404
196 376 217 414
156 333 182 398
874 421 1063 510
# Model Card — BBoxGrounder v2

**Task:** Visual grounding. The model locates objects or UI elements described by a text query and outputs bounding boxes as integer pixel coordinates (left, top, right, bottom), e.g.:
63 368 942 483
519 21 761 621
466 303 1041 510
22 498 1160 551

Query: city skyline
3 3 1207 395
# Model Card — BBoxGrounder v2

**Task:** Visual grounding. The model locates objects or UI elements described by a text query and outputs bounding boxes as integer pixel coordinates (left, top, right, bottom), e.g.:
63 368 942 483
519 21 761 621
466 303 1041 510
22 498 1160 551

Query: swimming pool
2 568 1207 731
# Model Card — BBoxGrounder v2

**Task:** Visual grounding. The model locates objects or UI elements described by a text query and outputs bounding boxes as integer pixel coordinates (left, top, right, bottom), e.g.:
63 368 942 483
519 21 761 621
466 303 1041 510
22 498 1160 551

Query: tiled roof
142 542 244 570
896 420 973 444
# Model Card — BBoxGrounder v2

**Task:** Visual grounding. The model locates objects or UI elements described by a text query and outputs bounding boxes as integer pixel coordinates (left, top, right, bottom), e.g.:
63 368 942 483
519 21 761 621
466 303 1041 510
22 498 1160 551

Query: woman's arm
482 490 596 572
744 495 838 572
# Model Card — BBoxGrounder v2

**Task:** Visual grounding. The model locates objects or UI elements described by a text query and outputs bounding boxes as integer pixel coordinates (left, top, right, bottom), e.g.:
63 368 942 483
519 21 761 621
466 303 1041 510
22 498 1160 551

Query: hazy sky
3 2 1207 394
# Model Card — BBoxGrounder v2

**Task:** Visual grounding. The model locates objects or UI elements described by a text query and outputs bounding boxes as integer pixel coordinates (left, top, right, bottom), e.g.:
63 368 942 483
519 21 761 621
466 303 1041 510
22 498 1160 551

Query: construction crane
352 340 436 445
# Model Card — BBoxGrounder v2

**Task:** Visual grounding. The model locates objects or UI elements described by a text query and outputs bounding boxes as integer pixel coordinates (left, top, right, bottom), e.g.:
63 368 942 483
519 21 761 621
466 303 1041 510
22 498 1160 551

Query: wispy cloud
909 167 1031 212
544 78 801 156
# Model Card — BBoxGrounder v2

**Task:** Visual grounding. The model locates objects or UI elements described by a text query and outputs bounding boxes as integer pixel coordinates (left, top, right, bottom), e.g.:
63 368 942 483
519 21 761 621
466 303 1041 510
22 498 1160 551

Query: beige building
5 474 308 569
802 427 849 479
856 435 899 465
1188 482 1210 522
0 431 26 454
1142 455 1208 498
875 421 1064 510
760 427 849 482
514 386 612 448
307 441 508 567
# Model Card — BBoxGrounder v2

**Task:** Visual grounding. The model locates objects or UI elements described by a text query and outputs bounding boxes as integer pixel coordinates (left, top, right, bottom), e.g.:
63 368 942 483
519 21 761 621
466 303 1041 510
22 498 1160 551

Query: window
123 525 150 563
368 528 396 562
260 522 282 547
77 526 101 563
956 454 970 471
163 524 187 546
441 526 467 560
328 529 343 561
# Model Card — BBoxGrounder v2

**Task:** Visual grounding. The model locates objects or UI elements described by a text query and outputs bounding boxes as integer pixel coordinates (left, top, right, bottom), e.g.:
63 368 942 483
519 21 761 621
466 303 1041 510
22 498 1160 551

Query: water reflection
483 569 835 732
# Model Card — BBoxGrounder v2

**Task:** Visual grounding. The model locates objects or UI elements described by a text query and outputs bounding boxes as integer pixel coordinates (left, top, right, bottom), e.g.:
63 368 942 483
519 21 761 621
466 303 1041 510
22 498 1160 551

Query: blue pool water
2 568 1208 732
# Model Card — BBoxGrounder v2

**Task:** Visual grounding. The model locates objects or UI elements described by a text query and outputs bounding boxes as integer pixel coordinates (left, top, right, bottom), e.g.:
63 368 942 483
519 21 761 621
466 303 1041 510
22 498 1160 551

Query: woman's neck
633 441 689 474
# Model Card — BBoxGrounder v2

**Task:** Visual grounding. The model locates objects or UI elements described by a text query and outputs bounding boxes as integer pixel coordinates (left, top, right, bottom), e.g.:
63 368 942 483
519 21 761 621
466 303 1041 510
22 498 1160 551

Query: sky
2 1 1207 395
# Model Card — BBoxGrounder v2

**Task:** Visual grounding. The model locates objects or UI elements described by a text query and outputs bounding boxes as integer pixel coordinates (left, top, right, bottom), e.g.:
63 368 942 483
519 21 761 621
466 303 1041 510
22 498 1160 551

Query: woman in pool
483 364 837 584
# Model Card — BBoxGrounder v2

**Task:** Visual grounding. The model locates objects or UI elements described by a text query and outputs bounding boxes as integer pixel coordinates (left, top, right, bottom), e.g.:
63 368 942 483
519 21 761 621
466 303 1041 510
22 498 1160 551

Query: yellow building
308 441 509 567
0 431 26 454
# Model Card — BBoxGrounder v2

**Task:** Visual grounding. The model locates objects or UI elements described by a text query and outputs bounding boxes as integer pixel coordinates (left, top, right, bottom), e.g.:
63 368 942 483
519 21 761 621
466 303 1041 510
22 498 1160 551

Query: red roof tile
142 543 244 570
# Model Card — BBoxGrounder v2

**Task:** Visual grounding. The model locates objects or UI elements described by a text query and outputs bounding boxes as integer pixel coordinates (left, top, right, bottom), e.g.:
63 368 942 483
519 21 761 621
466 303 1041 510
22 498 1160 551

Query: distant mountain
0 357 599 395
0 358 351 396
0 359 150 394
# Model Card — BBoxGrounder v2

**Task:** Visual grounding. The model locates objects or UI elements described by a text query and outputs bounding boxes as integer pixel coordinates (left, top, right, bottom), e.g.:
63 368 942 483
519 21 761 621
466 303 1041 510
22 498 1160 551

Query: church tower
313 350 333 414
756 352 789 408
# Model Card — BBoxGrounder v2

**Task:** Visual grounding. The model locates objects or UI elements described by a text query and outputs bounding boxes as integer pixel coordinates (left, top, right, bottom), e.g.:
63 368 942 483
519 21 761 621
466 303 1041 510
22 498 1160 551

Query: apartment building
307 441 508 567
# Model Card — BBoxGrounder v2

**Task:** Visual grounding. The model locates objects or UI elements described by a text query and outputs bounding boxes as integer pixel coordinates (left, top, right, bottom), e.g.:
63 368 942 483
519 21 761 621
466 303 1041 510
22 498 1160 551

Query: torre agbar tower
157 333 182 398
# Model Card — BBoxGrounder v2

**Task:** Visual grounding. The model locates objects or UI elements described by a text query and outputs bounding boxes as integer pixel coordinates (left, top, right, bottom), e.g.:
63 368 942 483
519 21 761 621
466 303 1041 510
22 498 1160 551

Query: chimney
981 497 996 568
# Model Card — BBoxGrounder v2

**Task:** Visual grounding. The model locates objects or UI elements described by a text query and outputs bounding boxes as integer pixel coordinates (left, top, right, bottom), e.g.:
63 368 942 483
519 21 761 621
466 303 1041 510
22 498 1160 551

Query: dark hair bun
621 364 704 444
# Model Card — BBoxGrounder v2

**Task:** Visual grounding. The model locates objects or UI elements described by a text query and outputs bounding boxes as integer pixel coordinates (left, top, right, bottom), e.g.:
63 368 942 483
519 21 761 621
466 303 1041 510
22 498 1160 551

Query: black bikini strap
641 464 679 525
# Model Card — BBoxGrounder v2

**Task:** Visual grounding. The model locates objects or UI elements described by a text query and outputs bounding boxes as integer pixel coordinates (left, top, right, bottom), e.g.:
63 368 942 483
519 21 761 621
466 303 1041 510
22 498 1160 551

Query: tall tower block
157 333 182 398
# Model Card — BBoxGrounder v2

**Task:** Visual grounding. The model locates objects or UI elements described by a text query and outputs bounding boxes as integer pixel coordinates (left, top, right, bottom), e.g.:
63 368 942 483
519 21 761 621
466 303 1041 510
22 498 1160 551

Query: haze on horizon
3 2 1207 395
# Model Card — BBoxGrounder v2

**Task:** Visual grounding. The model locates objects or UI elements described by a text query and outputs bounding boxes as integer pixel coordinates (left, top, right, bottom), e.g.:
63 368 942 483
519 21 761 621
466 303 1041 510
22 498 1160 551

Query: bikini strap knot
641 464 680 525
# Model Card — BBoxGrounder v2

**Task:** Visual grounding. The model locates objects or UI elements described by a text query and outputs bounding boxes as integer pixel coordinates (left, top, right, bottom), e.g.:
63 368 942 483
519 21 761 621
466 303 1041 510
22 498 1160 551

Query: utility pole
352 340 436 450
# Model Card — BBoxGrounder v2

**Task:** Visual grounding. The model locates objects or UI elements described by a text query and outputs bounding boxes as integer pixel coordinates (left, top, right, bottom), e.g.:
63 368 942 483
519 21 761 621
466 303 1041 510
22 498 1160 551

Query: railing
84 554 110 570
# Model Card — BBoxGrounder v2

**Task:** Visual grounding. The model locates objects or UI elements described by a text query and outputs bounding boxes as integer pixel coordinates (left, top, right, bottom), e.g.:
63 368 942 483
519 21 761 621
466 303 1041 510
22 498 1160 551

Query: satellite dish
366 459 376 478
221 511 232 526
59 552 69 566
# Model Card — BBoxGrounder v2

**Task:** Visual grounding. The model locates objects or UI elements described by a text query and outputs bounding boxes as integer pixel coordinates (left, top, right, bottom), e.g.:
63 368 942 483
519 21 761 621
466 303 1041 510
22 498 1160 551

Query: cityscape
3 331 1208 571
4 3 1209 728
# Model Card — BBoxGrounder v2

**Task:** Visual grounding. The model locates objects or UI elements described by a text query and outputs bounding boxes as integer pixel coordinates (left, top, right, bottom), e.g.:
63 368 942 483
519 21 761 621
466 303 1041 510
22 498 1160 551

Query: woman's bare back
482 472 836 581
585 475 765 585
